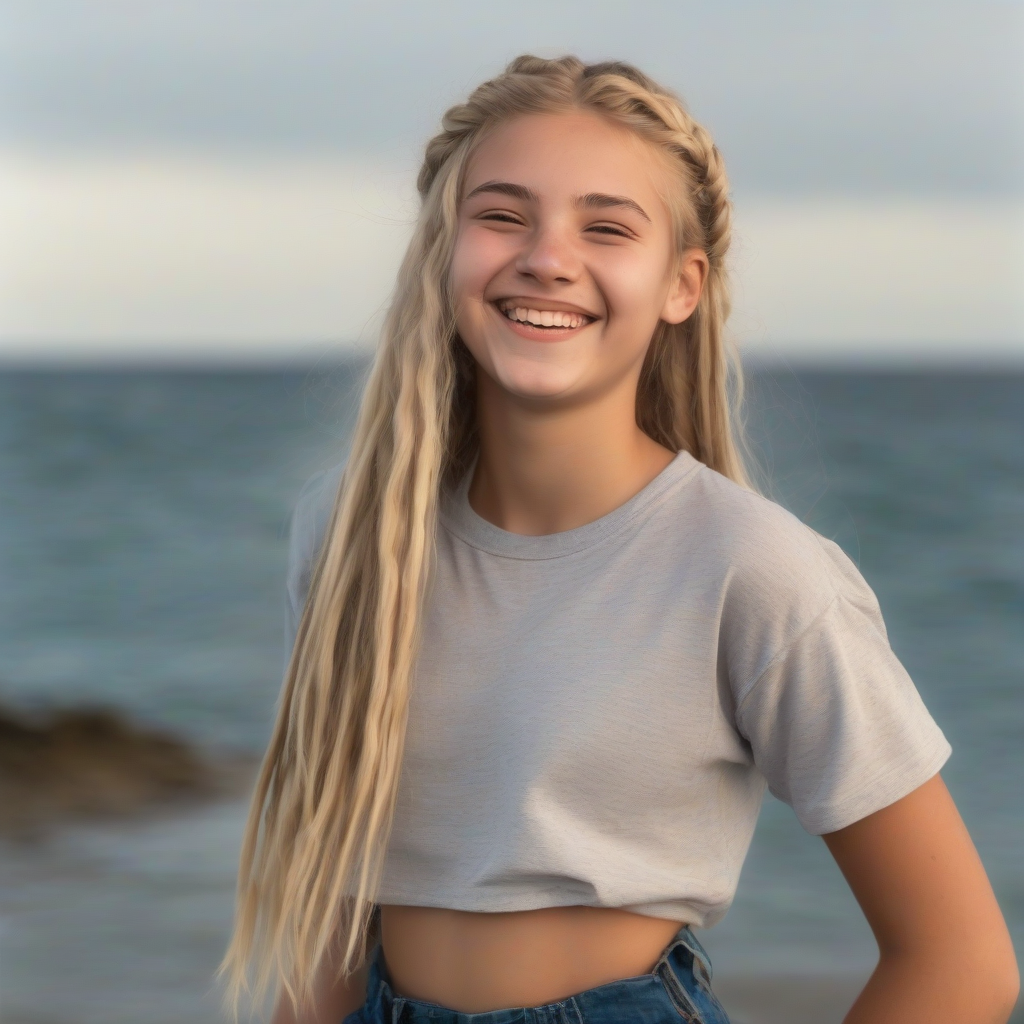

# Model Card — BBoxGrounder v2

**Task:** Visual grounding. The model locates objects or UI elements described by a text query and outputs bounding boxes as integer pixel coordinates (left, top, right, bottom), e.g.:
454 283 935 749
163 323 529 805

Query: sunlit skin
450 111 696 404
451 110 707 538
272 111 1019 1024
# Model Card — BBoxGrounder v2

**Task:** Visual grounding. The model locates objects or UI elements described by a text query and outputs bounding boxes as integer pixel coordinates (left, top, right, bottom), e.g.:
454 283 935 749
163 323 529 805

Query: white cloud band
1 152 1021 364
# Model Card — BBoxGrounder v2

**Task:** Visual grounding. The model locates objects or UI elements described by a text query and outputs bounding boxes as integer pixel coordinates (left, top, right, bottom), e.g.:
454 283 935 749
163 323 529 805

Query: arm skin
269 960 367 1024
824 773 1019 1024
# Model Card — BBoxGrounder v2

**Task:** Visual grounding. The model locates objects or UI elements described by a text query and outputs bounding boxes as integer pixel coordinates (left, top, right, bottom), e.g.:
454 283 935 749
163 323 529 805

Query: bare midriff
379 904 685 1013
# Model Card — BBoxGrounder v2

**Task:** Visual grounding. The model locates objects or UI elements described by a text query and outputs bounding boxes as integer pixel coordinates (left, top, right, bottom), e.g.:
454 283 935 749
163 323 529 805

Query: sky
0 0 1022 364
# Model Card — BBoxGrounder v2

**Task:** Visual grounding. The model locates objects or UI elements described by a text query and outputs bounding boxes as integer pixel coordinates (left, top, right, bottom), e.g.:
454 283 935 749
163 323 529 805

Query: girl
222 56 1018 1024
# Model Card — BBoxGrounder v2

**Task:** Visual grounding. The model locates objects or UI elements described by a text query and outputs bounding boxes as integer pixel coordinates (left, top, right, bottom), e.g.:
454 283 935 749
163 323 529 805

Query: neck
468 371 675 536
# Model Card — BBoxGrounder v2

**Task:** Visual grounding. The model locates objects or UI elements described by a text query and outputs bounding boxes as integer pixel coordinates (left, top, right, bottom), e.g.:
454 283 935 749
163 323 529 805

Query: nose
514 221 581 285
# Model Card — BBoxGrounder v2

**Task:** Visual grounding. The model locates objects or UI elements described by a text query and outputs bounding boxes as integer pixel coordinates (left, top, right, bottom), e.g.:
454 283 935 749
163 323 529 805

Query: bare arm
269 959 368 1024
823 773 1018 1024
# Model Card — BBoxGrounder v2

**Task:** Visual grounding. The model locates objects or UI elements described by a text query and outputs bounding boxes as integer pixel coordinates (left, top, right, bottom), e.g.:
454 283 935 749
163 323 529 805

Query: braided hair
423 54 746 483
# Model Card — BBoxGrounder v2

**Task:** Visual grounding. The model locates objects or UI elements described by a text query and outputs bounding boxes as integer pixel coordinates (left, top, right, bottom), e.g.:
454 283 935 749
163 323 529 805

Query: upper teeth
501 305 587 329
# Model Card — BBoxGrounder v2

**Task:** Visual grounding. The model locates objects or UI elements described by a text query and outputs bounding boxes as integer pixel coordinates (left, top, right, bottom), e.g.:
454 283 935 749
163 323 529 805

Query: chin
488 356 586 401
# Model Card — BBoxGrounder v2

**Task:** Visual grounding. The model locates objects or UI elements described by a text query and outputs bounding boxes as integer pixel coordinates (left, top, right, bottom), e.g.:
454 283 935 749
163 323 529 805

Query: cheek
450 227 510 307
596 253 671 328
449 233 498 370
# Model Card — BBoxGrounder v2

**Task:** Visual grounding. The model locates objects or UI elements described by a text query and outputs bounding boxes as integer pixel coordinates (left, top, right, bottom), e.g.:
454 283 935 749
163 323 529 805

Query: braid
552 59 745 482
682 125 732 329
414 53 749 480
417 114 474 198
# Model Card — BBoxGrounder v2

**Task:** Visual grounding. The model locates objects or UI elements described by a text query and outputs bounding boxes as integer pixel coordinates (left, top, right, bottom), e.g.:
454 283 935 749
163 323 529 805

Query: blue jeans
343 926 731 1024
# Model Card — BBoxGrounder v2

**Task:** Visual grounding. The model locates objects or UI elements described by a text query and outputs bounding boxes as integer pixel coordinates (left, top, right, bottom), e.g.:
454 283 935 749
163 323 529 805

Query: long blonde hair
221 53 750 1014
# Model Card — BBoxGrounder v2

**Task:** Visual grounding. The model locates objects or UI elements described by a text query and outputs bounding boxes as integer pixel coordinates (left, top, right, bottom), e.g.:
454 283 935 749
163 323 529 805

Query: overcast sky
1 0 1022 363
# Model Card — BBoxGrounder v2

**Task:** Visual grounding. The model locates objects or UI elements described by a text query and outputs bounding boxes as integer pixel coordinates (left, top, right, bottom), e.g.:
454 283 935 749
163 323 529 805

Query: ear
661 248 709 325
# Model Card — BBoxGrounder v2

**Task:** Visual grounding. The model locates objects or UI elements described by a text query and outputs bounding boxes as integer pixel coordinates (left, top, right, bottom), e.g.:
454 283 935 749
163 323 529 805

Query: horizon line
0 350 1022 373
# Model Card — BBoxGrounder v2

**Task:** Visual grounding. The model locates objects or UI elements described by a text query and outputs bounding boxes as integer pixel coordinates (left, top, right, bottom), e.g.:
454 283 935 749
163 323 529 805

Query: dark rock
0 702 253 837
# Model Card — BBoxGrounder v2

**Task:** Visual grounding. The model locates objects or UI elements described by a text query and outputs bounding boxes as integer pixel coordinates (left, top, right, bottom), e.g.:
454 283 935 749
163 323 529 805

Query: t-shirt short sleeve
732 530 951 836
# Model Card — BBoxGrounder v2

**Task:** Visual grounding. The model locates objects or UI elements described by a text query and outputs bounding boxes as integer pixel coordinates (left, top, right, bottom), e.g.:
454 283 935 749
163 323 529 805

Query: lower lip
492 305 594 342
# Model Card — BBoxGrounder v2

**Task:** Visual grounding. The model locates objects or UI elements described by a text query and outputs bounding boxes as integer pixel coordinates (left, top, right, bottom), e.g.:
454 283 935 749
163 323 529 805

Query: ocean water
0 366 1020 1022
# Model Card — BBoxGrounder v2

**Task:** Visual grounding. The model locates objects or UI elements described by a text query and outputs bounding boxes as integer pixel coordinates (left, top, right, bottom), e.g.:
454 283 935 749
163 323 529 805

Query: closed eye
479 211 524 225
586 223 634 238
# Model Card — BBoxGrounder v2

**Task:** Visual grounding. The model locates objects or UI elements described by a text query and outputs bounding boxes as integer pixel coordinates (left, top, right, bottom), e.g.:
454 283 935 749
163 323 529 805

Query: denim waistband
350 926 731 1024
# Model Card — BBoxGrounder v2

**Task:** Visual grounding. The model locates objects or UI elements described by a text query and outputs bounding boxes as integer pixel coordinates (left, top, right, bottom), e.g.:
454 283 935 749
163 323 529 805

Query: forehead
462 110 673 213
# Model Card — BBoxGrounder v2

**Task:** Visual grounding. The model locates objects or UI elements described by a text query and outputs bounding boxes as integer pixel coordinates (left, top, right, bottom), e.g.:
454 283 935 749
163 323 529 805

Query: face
450 109 706 404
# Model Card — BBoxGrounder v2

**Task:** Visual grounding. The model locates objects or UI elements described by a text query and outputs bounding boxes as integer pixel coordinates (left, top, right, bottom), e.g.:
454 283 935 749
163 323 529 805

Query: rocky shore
0 701 255 837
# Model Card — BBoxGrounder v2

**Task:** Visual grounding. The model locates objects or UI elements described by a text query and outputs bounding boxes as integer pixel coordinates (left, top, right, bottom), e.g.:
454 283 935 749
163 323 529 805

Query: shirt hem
374 890 717 928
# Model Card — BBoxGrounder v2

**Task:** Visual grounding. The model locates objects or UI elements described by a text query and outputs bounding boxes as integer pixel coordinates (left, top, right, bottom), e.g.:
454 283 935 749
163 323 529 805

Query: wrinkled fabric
288 451 950 927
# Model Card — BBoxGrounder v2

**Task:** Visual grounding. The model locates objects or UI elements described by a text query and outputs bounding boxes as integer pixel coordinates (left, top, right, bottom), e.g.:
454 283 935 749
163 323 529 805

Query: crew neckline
440 449 702 560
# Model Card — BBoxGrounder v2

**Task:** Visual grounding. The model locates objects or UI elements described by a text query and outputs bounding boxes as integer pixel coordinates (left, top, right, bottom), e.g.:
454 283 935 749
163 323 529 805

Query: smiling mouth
494 300 596 331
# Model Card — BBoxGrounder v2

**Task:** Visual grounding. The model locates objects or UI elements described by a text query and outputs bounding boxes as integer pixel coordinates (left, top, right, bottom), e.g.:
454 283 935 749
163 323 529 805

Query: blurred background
0 3 1021 1023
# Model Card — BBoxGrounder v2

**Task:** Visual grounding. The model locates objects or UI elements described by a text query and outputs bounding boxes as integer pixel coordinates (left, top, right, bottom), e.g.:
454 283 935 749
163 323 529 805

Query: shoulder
690 469 953 833
678 462 885 683
679 464 872 606
292 462 344 539
286 460 346 609
296 459 345 529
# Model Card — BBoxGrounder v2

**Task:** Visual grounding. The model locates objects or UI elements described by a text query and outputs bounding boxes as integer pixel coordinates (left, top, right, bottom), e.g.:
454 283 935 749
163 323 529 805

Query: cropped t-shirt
285 451 951 928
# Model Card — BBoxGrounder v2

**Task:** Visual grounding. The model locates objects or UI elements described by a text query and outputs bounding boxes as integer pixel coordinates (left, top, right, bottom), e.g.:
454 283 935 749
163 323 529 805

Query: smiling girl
222 56 1018 1024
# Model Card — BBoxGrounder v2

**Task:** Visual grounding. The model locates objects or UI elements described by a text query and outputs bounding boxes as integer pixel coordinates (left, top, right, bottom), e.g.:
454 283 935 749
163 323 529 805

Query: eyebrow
573 192 651 223
464 180 538 203
464 180 651 223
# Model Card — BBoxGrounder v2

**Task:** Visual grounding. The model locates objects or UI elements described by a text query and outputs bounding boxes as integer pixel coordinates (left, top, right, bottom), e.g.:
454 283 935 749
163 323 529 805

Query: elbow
965 941 1019 1023
994 959 1020 1023
987 926 1020 1023
878 934 1019 1022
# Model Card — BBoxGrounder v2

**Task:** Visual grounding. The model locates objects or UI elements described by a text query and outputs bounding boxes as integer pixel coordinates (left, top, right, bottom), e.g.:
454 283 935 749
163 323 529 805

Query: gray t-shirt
286 451 950 927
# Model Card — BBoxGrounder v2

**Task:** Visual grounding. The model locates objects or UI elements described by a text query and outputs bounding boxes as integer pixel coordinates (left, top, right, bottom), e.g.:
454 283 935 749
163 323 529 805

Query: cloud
1 152 1021 364
731 197 1024 364
0 152 419 362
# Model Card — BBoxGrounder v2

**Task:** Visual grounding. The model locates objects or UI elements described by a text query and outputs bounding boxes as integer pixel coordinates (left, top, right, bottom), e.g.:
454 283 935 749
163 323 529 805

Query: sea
0 365 1020 1023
